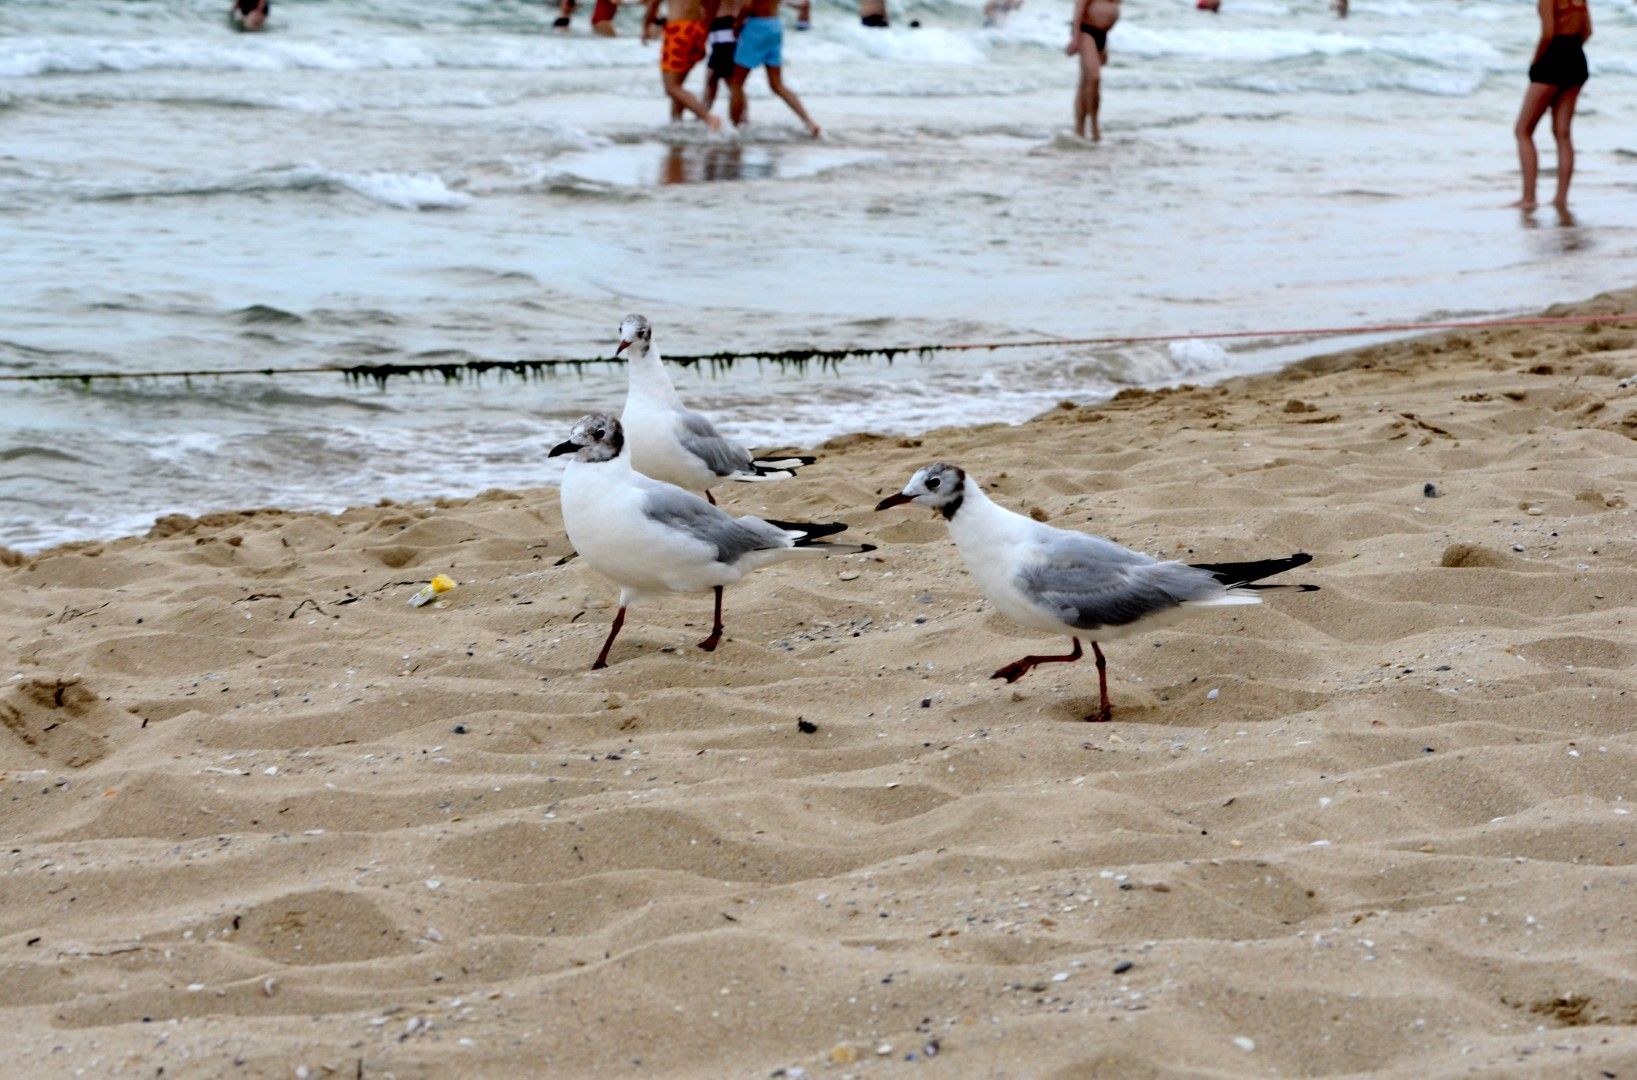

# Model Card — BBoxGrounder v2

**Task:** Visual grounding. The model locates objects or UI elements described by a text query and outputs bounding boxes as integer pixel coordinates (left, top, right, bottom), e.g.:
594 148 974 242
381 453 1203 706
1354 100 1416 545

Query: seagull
551 413 874 669
617 313 814 503
876 463 1317 721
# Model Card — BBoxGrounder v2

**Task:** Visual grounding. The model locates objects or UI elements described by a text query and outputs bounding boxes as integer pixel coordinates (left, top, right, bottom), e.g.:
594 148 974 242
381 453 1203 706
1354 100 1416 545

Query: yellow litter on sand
409 574 457 607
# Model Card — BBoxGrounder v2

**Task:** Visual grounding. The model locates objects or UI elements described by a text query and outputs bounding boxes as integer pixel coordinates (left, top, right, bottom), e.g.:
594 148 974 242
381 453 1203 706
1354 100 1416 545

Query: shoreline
7 293 1631 563
2 287 1636 1076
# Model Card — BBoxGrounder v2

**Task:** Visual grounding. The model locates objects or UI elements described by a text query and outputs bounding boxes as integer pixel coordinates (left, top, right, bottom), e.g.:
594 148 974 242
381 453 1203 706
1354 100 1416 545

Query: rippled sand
3 290 1636 1076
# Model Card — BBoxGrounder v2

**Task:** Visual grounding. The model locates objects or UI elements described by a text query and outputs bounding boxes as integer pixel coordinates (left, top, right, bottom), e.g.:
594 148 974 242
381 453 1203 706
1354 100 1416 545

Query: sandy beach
4 289 1636 1078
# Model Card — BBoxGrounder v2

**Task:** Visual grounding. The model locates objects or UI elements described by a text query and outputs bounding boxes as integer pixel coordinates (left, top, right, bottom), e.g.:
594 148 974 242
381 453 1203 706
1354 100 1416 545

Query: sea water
2 0 1634 549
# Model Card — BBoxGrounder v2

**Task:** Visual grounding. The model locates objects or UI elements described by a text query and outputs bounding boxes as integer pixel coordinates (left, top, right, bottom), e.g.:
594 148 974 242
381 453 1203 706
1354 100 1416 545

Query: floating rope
4 311 1634 388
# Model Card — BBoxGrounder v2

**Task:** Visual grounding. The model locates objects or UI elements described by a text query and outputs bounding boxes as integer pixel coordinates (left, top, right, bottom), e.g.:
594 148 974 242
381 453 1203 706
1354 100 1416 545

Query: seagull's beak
875 491 915 511
548 439 579 458
614 339 631 357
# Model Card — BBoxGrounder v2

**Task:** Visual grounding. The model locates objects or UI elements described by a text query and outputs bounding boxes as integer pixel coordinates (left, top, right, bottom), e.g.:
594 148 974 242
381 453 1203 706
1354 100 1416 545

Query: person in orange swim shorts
645 0 722 129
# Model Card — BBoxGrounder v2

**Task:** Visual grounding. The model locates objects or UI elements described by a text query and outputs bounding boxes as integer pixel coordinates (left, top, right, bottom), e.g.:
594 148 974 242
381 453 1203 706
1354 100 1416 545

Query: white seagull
617 313 813 503
876 463 1317 721
551 413 873 669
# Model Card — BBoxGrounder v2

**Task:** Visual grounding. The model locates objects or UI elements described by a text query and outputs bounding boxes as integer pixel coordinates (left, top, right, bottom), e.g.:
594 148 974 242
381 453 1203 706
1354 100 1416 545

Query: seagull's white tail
1183 592 1264 609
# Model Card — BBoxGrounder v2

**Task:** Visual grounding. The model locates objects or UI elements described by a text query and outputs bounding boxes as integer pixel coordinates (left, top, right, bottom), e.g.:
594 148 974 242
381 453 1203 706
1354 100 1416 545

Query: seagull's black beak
875 492 915 511
548 439 579 458
614 339 631 357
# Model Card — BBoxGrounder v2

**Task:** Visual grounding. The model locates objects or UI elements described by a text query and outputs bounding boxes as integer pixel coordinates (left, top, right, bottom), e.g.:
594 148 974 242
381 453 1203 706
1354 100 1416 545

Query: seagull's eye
926 477 941 491
593 429 605 440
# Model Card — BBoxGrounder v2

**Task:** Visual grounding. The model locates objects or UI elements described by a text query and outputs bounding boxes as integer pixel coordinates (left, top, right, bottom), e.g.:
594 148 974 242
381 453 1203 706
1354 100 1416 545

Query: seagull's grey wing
675 410 754 480
1019 533 1221 632
641 486 788 565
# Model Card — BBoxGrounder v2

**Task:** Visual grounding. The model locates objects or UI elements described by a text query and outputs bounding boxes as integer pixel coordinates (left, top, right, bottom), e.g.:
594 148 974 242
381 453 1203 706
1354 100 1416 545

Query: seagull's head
876 462 967 520
550 413 625 463
615 314 652 357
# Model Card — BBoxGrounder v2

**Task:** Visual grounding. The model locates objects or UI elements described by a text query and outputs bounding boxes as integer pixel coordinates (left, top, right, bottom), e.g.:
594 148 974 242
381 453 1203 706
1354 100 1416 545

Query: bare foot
807 122 822 139
706 114 723 132
1509 198 1537 210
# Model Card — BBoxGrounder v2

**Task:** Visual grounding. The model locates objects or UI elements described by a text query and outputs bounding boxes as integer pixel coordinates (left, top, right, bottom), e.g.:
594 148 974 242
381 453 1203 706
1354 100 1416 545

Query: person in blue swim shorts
727 0 821 136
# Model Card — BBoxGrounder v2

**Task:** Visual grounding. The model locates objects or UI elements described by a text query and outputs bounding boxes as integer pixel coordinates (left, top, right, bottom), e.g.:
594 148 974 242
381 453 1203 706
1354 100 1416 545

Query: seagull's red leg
1089 641 1112 722
697 586 724 651
991 637 1083 683
592 606 626 670
705 490 717 506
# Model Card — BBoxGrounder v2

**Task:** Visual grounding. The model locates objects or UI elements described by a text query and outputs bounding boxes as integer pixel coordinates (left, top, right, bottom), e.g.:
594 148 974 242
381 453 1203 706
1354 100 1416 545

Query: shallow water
2 0 1635 549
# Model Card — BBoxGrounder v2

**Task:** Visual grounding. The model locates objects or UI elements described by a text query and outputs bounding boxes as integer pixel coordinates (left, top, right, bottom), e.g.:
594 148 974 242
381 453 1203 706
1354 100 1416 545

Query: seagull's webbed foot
991 658 1036 683
992 638 1084 684
697 630 722 652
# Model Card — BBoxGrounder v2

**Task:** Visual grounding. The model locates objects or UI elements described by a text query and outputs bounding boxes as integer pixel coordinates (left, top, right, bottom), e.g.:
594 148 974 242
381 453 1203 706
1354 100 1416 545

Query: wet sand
3 289 1636 1077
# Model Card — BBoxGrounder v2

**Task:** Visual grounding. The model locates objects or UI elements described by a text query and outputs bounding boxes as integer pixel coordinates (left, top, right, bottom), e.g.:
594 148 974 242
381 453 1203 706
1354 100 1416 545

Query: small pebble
452 724 467 734
1205 688 1220 701
838 570 861 582
797 719 818 734
1526 506 1543 516
1423 483 1439 498
1234 1036 1256 1052
1113 960 1134 974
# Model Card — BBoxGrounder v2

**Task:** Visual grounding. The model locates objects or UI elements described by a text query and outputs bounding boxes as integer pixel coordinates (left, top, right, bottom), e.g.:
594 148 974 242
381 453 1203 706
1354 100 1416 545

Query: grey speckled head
550 413 625 463
876 462 967 520
616 314 652 356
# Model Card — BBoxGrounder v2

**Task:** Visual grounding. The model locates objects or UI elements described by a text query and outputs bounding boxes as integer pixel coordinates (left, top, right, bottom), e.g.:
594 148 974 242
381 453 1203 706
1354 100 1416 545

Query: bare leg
1075 38 1102 141
1512 82 1556 209
992 637 1083 683
698 585 725 651
1073 68 1088 137
664 69 722 129
1088 62 1102 142
1549 85 1580 208
728 65 751 127
766 67 821 137
704 71 721 111
1089 641 1111 722
593 606 627 670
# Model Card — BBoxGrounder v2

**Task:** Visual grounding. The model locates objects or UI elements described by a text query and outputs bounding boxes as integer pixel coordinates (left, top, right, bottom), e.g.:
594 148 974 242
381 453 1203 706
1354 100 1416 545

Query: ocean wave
82 165 471 209
0 33 645 79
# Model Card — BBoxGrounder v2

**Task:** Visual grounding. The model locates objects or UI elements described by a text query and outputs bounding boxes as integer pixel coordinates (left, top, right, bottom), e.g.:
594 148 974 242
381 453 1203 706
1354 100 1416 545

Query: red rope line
927 311 1637 352
3 310 1634 384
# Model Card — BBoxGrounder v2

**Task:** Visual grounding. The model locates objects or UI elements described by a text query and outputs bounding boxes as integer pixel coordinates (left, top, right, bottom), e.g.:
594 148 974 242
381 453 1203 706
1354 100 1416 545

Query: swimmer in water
231 0 268 31
644 0 723 129
1066 0 1119 141
1513 0 1592 209
555 0 621 34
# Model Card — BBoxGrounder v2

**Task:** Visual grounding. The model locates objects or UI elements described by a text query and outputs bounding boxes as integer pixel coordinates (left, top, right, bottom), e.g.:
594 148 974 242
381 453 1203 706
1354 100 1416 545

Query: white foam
337 171 471 210
1168 339 1231 373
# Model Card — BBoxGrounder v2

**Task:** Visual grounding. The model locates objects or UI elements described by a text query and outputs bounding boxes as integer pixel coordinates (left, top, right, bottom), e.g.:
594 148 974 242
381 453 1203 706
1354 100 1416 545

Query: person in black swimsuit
232 0 268 31
1065 0 1118 141
1513 0 1592 209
